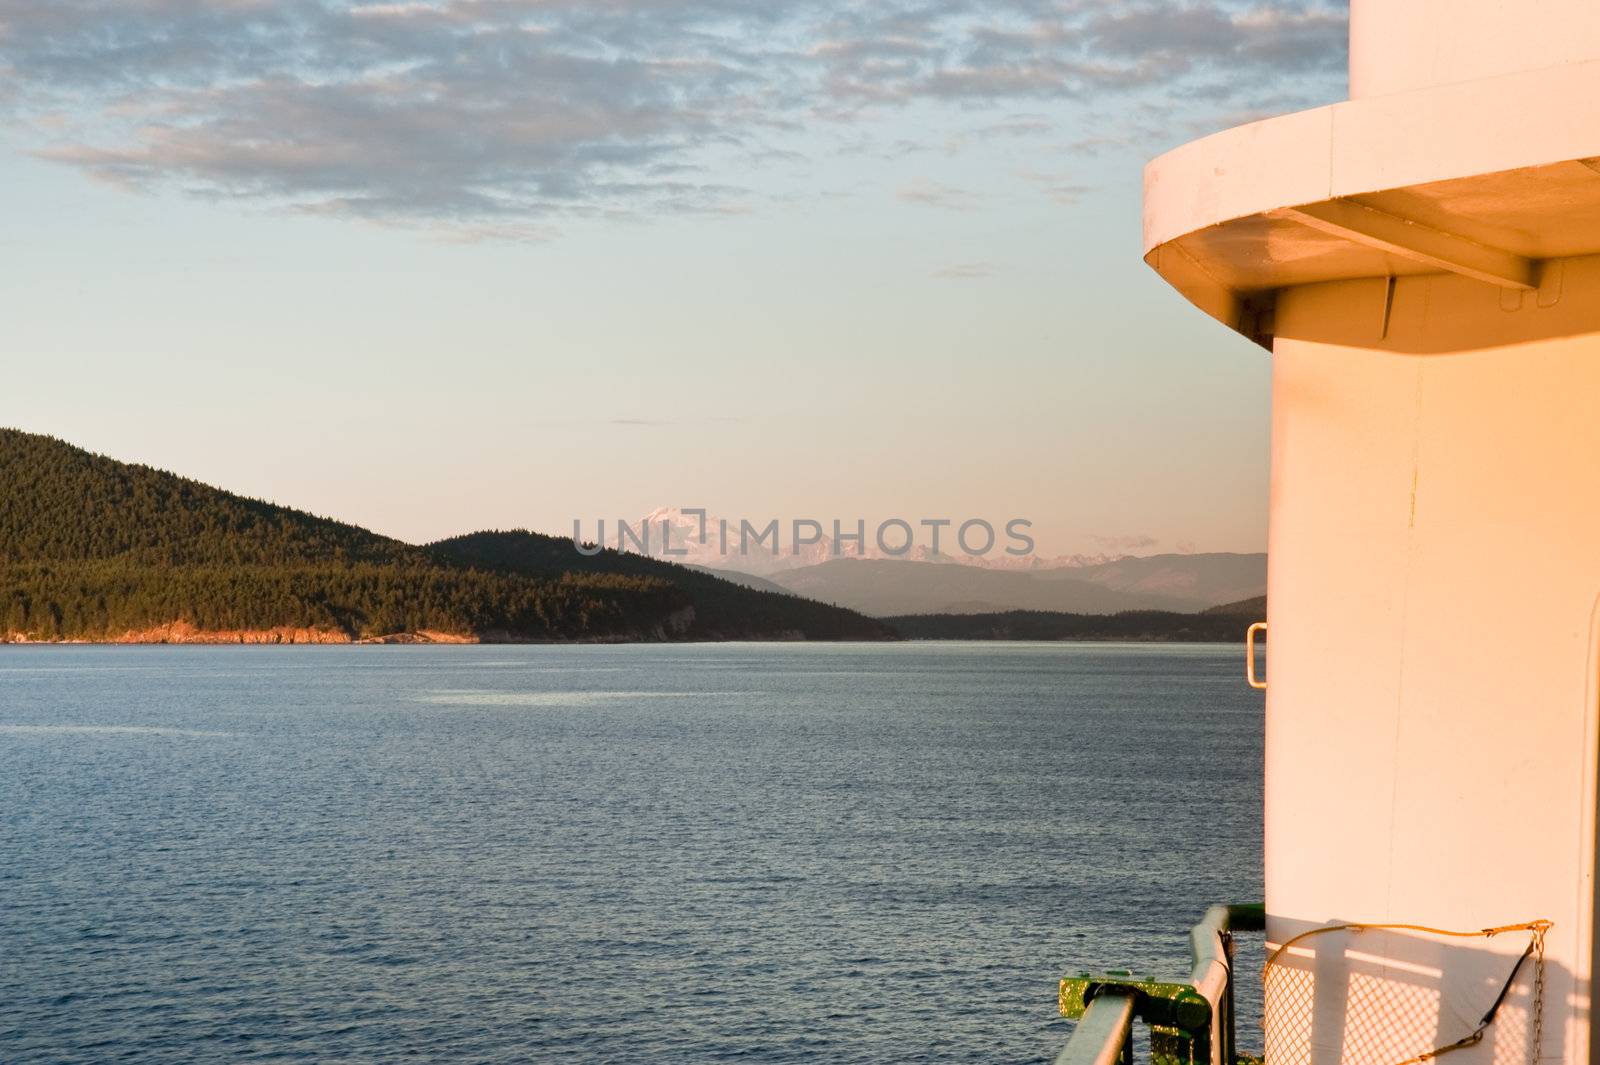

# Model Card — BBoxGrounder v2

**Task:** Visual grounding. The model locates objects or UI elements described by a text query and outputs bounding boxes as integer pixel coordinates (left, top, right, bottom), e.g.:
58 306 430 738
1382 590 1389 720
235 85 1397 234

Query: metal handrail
1054 991 1136 1065
1057 903 1266 1065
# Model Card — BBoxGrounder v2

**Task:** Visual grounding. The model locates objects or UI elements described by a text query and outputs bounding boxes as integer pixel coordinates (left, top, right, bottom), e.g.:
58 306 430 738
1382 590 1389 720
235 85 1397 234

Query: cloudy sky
0 0 1347 556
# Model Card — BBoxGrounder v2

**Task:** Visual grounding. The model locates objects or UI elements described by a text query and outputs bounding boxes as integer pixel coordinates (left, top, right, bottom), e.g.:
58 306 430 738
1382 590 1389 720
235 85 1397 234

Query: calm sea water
0 643 1263 1064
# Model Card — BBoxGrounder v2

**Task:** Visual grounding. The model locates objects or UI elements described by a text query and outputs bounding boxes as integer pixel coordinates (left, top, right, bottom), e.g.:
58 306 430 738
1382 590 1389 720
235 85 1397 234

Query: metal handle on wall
1246 622 1267 690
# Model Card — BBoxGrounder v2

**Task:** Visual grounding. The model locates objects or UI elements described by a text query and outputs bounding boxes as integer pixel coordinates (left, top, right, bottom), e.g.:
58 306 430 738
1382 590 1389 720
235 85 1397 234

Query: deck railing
1056 903 1266 1065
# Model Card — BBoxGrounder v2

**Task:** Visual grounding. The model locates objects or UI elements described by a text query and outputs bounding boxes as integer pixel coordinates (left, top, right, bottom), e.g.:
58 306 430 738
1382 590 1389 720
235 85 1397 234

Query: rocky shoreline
0 622 478 645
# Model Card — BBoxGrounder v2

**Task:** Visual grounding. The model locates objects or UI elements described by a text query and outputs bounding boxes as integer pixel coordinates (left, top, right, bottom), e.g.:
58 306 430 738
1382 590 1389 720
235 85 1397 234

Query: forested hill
883 609 1250 642
430 531 892 641
0 429 891 643
0 428 418 567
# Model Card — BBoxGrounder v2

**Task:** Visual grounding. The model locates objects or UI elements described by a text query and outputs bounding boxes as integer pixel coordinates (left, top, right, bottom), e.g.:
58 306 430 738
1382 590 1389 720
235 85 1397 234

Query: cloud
897 178 980 210
933 262 994 280
1017 167 1092 204
0 1 1348 236
815 1 1344 106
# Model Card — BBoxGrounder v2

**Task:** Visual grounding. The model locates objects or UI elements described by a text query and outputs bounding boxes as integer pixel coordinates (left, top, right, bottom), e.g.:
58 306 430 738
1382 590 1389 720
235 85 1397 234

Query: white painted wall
1264 261 1600 1065
1350 0 1600 99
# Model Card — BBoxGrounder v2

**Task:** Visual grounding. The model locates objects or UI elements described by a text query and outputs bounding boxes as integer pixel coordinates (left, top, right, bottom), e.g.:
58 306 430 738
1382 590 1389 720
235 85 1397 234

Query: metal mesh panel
1261 923 1546 1065
1262 948 1317 1065
1265 946 1446 1065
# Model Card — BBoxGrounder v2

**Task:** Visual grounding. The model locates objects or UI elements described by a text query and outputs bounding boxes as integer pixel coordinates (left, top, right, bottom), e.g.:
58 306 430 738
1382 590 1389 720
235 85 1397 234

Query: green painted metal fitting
1150 1023 1200 1065
1223 903 1266 932
1057 903 1265 1065
1058 973 1212 1032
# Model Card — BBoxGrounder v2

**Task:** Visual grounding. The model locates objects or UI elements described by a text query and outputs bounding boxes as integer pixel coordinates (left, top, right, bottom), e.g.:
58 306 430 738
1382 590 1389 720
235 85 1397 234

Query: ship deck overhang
1145 59 1600 347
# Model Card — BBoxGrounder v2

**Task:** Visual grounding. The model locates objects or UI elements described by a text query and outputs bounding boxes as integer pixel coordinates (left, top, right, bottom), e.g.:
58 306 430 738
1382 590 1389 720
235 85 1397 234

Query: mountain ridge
0 429 891 643
759 553 1266 617
626 506 1146 575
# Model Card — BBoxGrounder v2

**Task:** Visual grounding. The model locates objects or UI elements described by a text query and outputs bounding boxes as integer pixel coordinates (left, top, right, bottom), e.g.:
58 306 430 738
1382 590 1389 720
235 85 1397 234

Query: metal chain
1531 923 1546 1065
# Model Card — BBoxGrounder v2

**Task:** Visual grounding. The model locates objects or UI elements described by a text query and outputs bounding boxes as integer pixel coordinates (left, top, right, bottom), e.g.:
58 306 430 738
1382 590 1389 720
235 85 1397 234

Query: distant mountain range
624 506 1143 575
757 553 1265 617
0 430 891 643
621 507 1265 617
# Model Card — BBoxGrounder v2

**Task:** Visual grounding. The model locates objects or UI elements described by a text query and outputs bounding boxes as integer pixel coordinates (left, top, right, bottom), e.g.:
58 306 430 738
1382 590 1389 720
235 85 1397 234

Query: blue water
0 642 1263 1063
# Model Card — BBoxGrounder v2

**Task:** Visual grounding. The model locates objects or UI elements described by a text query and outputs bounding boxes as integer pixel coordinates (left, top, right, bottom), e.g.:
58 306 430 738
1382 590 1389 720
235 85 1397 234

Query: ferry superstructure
1059 6 1600 1065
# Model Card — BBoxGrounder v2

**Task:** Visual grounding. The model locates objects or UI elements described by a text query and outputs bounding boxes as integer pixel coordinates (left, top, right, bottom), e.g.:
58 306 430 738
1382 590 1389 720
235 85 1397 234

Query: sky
0 0 1348 558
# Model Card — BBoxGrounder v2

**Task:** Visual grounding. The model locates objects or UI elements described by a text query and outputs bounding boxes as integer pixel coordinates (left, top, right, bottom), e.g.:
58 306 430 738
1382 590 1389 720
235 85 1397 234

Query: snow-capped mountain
609 509 1259 603
619 507 1085 575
